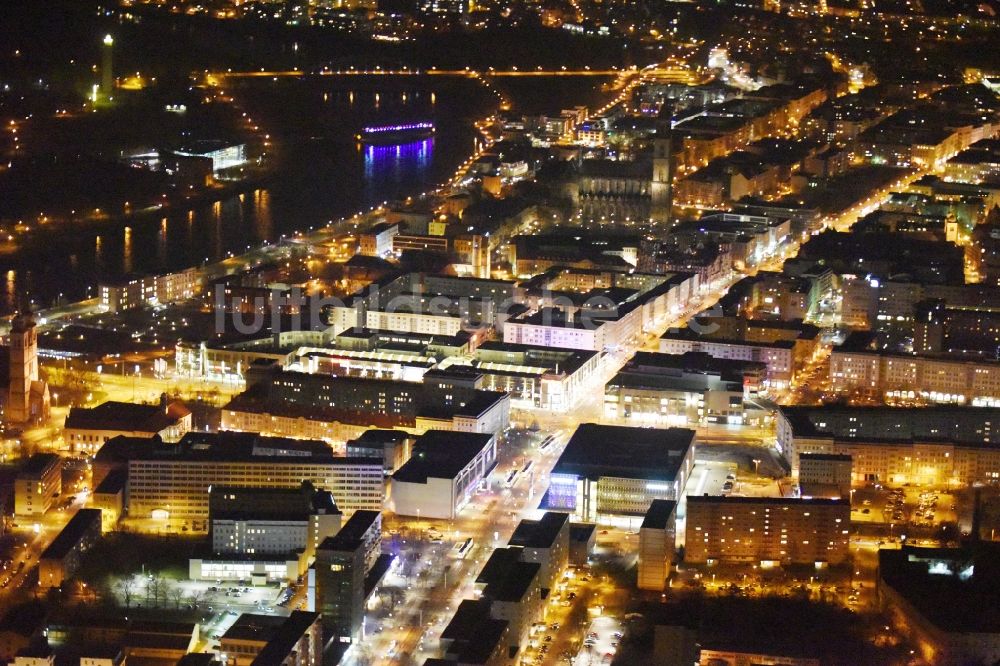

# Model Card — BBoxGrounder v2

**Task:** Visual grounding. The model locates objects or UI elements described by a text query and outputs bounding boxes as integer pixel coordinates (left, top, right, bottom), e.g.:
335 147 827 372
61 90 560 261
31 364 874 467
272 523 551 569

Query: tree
116 577 136 609
169 583 186 610
147 575 166 608
188 587 207 610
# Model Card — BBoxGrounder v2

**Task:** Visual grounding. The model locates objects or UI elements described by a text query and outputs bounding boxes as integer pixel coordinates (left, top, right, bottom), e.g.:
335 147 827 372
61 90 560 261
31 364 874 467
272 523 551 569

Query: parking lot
574 614 623 666
851 486 958 527
106 574 295 649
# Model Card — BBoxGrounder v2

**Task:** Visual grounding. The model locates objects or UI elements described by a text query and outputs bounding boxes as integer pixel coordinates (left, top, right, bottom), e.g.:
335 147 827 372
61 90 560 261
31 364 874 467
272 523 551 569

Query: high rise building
638 499 677 591
312 510 384 646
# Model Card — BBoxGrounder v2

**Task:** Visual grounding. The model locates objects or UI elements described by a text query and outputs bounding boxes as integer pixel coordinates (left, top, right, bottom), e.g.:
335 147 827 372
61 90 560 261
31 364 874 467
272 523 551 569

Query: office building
345 429 414 474
660 318 821 390
545 424 696 521
38 509 103 588
638 500 677 591
439 342 604 412
208 484 342 559
313 510 385 645
64 400 191 454
604 352 765 426
504 271 698 353
358 222 399 258
328 273 516 337
222 368 510 442
14 454 61 516
510 233 640 277
173 141 247 174
391 430 497 519
108 432 383 521
777 405 1000 485
913 300 1000 357
565 527 595 569
685 496 851 566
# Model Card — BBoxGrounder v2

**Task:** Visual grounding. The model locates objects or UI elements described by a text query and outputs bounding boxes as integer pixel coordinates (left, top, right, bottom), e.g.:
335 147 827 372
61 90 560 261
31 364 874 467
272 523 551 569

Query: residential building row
777 405 1000 486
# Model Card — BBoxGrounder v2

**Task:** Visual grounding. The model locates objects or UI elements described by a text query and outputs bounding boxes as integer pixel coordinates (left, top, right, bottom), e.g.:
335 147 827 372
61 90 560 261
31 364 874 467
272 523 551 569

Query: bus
452 537 475 559
503 469 519 488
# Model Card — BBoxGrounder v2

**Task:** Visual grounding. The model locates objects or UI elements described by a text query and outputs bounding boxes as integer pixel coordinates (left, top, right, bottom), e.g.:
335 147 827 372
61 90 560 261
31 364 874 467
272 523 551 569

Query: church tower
7 313 40 423
651 114 674 226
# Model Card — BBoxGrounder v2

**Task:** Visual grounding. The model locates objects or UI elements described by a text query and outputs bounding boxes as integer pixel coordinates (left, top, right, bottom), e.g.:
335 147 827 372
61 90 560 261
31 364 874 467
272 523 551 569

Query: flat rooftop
641 499 677 530
570 523 597 542
248 612 320 664
687 495 849 509
879 544 1000 634
221 613 286 641
508 512 570 550
19 453 60 478
617 351 765 376
779 405 1000 446
661 328 795 350
318 510 380 553
209 485 339 522
93 468 127 495
351 429 412 445
552 423 695 482
392 430 494 483
440 599 508 664
126 431 349 464
799 452 853 462
476 548 541 603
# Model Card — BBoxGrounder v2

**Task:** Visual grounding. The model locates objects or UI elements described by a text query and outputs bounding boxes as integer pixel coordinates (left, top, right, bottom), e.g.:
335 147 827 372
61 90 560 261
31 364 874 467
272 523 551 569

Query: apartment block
685 496 850 566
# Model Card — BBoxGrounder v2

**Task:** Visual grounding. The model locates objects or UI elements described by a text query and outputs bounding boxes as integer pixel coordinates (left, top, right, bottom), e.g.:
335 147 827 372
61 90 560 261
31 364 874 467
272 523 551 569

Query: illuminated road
338 428 580 666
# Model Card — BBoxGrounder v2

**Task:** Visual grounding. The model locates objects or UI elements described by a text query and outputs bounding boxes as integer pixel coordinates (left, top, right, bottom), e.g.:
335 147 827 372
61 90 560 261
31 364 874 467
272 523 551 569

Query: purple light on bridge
361 121 435 134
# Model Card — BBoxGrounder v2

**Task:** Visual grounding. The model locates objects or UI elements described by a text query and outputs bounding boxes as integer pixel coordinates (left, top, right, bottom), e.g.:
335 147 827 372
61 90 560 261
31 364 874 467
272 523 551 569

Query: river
0 75 613 313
